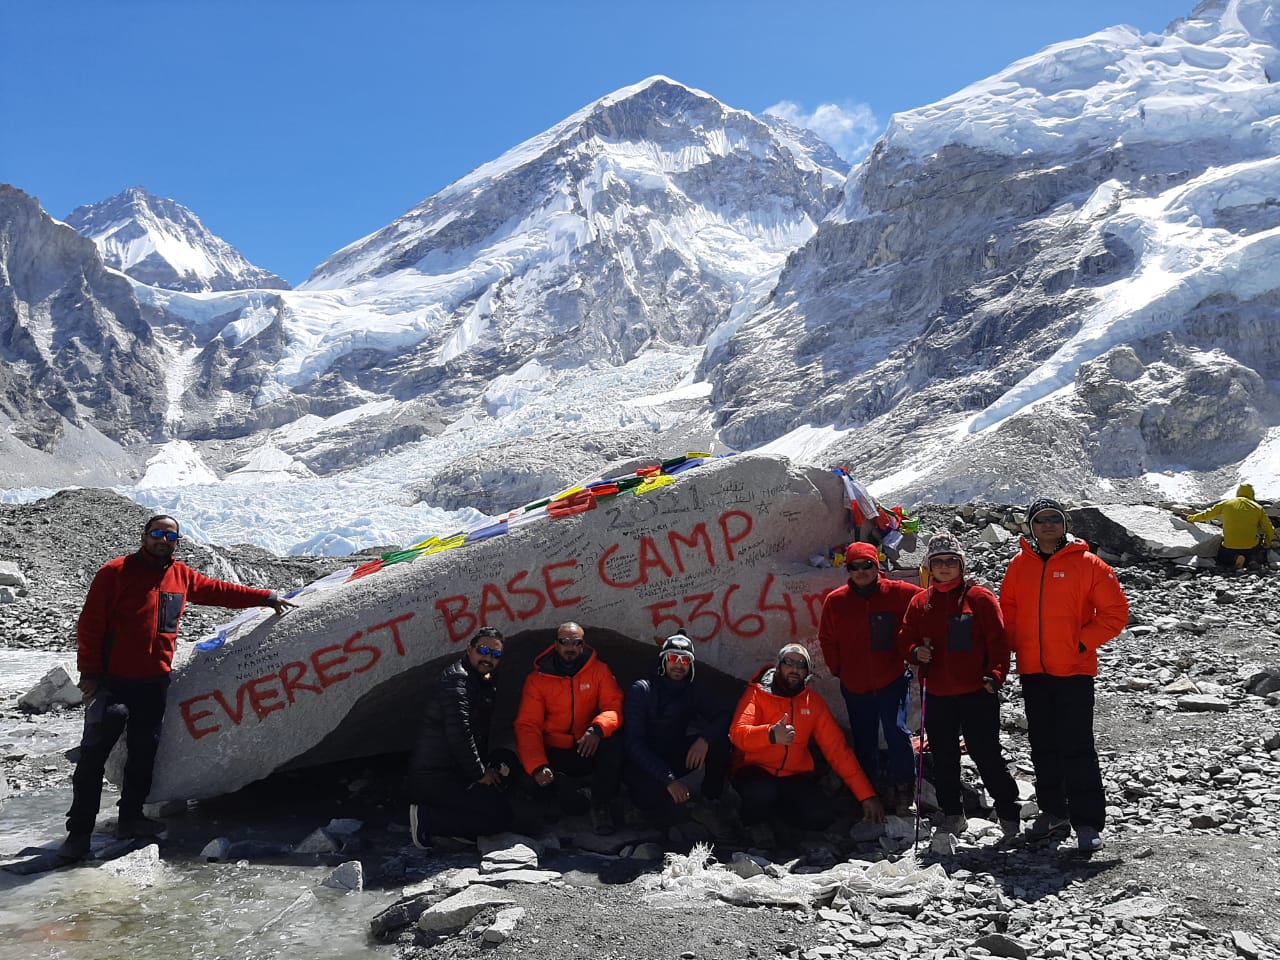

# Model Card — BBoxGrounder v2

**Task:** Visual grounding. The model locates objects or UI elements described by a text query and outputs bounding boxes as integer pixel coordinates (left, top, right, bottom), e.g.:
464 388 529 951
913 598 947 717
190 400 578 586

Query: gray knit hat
925 532 966 566
776 643 812 671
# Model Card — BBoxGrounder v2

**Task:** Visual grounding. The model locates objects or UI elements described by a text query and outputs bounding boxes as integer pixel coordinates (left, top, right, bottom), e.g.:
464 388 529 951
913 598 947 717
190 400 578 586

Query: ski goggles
474 645 503 659
147 530 180 541
664 652 693 667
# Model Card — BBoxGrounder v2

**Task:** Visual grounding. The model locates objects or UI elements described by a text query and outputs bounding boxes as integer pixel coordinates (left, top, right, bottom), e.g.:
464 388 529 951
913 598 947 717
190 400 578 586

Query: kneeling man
730 643 884 841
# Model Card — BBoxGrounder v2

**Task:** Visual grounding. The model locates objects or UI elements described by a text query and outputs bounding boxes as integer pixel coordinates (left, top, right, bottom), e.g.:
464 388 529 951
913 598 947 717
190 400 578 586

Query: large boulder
144 454 851 801
1067 504 1218 560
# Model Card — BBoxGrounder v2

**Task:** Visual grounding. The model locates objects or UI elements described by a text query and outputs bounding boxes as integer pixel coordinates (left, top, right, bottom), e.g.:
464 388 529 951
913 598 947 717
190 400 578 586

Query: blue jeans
842 673 914 787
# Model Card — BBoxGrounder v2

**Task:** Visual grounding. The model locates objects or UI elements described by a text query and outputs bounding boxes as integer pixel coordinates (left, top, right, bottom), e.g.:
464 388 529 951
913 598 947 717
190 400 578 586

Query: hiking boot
937 814 968 836
116 814 166 839
999 818 1021 839
893 782 919 815
1076 826 1105 852
558 783 591 816
408 804 428 849
1025 813 1070 841
57 832 92 861
747 821 776 850
590 805 616 836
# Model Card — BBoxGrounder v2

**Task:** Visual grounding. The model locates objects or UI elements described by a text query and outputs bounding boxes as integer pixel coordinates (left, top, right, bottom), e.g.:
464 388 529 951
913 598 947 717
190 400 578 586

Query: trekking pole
913 662 930 854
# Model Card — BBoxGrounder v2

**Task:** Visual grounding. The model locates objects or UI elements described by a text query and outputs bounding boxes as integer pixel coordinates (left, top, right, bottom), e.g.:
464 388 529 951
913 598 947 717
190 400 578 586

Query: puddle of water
1 650 403 960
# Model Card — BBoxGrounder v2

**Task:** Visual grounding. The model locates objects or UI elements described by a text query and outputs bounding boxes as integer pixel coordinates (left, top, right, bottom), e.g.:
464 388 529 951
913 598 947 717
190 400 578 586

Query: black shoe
57 833 92 861
591 805 616 836
559 785 591 816
116 814 166 839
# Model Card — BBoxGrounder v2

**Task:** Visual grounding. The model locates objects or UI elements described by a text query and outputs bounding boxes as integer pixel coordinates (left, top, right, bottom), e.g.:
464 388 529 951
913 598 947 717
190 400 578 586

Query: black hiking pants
731 767 835 830
924 688 1020 819
624 732 730 814
66 676 169 836
1021 673 1106 830
409 748 517 839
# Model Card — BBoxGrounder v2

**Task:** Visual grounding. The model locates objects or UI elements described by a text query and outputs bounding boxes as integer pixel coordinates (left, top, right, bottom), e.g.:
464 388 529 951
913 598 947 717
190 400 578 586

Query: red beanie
845 542 880 566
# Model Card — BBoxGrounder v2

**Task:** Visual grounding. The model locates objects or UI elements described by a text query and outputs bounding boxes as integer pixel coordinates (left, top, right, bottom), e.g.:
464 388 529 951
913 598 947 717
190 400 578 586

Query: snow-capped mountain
715 0 1280 504
0 184 167 484
65 186 289 293
137 76 848 447
3 1 1279 553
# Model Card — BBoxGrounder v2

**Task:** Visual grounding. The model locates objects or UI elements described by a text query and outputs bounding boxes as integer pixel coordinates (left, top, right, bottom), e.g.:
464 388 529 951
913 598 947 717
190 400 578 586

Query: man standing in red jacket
1000 498 1129 852
61 515 294 861
514 621 625 834
817 542 921 812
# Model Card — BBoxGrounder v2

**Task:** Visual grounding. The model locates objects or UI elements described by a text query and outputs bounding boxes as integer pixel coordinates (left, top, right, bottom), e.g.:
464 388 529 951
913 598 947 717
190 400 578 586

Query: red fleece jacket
77 551 275 680
895 579 1010 696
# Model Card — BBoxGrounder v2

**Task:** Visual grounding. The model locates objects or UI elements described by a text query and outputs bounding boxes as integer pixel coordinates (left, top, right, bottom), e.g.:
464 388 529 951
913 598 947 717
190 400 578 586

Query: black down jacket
409 655 496 785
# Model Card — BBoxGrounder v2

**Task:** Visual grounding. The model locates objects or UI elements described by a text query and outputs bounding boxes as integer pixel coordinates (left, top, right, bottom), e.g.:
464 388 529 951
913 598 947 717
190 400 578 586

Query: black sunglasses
780 657 808 670
474 644 503 659
556 637 584 646
847 560 877 571
147 530 180 542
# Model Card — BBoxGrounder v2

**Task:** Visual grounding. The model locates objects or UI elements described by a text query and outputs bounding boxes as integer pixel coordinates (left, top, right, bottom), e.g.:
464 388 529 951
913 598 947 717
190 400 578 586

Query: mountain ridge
65 186 289 293
2 2 1278 551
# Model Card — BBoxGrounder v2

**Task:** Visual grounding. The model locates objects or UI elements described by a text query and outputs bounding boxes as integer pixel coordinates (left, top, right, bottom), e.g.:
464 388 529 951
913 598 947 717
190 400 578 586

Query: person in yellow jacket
729 643 884 843
1000 498 1128 853
1185 483 1275 570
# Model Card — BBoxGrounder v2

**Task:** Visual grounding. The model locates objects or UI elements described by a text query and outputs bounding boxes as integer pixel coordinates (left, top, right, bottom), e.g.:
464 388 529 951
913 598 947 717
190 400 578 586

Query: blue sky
4 0 1193 285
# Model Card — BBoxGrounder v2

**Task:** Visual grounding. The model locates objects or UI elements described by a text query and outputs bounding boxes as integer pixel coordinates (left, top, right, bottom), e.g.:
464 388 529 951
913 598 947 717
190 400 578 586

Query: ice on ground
137 440 219 487
751 424 852 464
120 346 707 555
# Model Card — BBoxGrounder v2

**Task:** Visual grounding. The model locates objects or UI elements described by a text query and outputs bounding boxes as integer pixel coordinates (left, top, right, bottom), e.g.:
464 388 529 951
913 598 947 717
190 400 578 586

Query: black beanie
1026 497 1067 527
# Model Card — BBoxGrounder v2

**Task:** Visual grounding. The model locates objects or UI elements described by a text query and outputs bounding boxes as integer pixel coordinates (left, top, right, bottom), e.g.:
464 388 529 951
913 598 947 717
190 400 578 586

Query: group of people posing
62 484 1272 862
410 495 1130 853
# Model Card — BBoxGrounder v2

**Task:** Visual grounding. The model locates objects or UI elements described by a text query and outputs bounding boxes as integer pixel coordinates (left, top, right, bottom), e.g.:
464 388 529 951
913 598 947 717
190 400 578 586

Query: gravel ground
2 491 1279 960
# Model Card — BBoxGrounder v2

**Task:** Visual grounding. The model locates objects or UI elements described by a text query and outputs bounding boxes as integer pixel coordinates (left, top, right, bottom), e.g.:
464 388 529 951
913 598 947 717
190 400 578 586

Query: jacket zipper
1036 555 1048 670
775 692 797 775
567 671 577 737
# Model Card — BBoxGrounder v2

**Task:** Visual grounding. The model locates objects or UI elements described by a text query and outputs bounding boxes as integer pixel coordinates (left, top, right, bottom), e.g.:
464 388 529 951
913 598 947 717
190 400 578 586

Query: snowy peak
66 186 290 293
304 76 847 291
876 0 1280 164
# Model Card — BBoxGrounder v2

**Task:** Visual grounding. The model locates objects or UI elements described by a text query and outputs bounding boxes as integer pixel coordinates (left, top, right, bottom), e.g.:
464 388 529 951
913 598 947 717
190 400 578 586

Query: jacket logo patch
1053 571 1066 578
800 709 811 716
579 682 592 691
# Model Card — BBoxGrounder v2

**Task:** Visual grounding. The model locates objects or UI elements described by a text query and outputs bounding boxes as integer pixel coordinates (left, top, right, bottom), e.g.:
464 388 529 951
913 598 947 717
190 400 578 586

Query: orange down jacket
514 645 624 774
729 667 876 802
999 536 1129 678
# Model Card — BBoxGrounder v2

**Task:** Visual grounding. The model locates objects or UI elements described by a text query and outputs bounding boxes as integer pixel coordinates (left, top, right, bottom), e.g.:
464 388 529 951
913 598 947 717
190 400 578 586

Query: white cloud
764 100 881 162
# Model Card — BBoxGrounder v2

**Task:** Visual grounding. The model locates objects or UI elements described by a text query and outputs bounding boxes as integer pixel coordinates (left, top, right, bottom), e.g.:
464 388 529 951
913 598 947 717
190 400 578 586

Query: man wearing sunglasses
408 627 514 845
817 541 921 813
1000 497 1129 852
622 633 732 825
61 515 295 861
729 643 884 846
514 621 624 834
